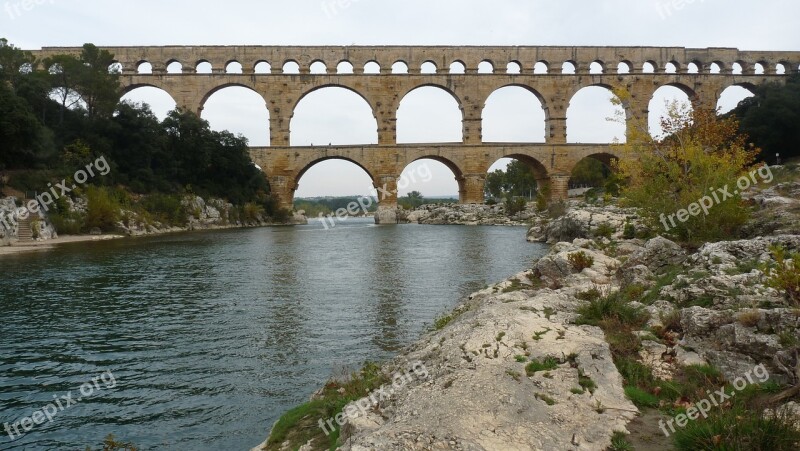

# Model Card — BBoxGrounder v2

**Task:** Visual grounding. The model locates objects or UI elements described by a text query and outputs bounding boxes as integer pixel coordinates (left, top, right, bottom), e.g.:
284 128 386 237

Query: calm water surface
0 219 547 450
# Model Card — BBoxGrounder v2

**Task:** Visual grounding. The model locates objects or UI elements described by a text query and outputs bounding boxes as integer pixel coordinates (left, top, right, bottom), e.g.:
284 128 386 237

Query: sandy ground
0 235 125 256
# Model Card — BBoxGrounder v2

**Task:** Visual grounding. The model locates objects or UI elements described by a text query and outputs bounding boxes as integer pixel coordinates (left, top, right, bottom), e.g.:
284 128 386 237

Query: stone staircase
16 215 33 242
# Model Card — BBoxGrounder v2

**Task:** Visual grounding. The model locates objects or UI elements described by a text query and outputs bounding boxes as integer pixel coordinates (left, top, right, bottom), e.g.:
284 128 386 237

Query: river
0 218 547 450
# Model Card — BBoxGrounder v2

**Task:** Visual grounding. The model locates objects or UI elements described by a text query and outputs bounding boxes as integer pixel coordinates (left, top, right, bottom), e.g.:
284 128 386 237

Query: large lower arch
201 85 270 146
398 158 463 202
569 153 620 190
120 85 177 121
481 85 547 143
485 155 549 201
290 86 378 146
294 157 376 199
567 85 626 144
397 85 463 144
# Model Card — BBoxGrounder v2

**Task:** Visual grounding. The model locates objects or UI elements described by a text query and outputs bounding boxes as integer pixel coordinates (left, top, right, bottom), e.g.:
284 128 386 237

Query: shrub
535 191 548 212
764 245 800 306
594 222 615 239
568 251 594 271
623 221 636 239
138 194 187 227
84 186 122 232
504 196 527 217
574 292 650 328
547 201 567 219
616 99 759 244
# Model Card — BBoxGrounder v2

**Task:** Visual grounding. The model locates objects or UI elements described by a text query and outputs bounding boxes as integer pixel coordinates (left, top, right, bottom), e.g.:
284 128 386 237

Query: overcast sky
4 0 798 198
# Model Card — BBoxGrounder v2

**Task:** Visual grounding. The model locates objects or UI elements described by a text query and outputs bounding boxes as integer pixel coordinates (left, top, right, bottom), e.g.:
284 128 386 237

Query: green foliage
622 221 636 239
574 291 650 328
624 386 660 408
399 191 424 209
85 186 122 232
619 104 758 244
570 158 609 187
594 222 615 239
525 356 560 376
504 196 527 217
138 194 187 227
267 362 389 450
729 74 800 163
609 431 634 451
568 251 595 271
764 245 800 306
534 393 557 405
484 160 538 200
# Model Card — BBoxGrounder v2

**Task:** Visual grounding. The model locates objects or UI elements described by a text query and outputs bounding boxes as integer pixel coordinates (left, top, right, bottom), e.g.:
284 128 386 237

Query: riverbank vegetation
0 39 286 234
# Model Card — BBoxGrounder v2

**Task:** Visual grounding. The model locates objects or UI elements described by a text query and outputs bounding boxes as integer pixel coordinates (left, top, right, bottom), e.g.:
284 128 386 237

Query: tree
617 95 759 244
484 160 538 200
400 190 425 209
728 74 800 163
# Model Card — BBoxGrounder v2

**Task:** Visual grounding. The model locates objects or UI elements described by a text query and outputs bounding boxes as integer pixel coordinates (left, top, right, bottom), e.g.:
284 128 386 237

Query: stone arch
450 60 466 74
534 61 549 74
590 60 605 74
225 60 243 74
568 152 620 189
396 84 464 143
717 83 756 114
295 156 377 191
401 155 467 201
292 84 376 117
199 82 263 109
392 61 409 74
290 85 378 146
310 60 328 74
283 60 300 74
202 85 270 146
485 153 551 201
119 84 178 121
566 84 627 143
195 59 213 74
618 60 633 74
481 84 548 143
165 59 183 74
363 60 381 74
420 61 438 74
336 60 354 74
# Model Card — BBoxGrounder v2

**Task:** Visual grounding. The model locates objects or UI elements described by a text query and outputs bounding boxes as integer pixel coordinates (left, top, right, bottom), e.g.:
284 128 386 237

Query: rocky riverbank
0 194 307 254
260 186 800 450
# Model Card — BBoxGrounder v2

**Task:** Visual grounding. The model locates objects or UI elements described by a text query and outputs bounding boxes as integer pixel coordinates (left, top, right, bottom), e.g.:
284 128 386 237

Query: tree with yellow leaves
612 89 760 244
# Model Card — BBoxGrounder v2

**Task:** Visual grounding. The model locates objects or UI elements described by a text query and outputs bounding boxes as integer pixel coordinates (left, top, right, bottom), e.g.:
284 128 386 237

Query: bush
504 196 527 217
568 251 594 271
84 186 122 232
623 221 636 239
594 222 615 239
617 101 758 244
764 245 800 306
138 194 187 227
536 191 548 212
574 292 650 328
